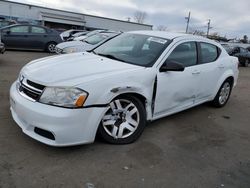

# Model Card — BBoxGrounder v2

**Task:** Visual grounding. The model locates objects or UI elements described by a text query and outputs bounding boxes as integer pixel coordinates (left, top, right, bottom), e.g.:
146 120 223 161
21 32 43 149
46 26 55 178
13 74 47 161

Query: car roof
129 30 213 41
128 30 221 47
129 30 189 39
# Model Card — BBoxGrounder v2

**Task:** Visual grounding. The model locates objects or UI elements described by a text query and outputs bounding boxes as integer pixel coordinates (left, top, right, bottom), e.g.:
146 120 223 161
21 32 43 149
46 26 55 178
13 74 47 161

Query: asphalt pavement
0 51 249 188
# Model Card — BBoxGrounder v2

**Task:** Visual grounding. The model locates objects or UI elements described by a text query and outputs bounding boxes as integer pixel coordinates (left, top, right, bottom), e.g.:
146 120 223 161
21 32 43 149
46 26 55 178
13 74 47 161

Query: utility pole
207 19 212 37
185 11 191 33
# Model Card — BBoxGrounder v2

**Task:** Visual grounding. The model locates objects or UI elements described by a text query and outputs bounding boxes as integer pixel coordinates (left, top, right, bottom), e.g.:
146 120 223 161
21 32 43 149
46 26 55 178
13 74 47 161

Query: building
0 0 153 31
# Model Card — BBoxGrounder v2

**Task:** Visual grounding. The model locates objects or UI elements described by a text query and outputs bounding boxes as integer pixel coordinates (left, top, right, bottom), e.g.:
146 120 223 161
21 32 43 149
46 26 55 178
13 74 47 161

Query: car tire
46 42 57 53
244 59 249 67
211 79 233 108
98 95 146 144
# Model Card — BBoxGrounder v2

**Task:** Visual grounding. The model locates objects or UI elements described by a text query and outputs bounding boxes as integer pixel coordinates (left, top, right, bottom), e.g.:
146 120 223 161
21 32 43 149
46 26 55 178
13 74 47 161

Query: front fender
79 68 156 120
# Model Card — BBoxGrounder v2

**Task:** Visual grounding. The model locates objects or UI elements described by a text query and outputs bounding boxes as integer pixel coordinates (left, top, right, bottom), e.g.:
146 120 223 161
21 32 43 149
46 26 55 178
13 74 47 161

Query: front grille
18 78 45 101
27 80 45 90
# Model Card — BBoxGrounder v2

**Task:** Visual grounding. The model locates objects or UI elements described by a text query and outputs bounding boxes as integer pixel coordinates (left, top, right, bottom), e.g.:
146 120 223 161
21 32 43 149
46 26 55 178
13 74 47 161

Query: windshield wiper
82 39 90 44
86 49 96 54
96 53 126 62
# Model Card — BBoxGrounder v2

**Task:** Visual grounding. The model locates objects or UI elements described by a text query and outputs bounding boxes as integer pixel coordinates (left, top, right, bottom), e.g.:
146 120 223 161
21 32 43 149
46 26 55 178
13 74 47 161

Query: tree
193 30 205 36
210 32 219 37
133 11 147 24
156 25 167 31
241 35 248 43
207 32 229 42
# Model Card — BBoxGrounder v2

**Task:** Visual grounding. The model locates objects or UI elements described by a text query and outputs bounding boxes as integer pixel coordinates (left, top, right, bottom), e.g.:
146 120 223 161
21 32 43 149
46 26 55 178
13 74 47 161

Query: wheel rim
219 82 231 105
245 59 249 67
102 99 140 139
48 44 56 52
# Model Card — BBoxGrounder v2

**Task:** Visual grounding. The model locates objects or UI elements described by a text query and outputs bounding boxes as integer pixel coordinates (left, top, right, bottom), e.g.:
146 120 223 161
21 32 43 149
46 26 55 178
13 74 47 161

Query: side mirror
6 30 11 35
160 60 185 72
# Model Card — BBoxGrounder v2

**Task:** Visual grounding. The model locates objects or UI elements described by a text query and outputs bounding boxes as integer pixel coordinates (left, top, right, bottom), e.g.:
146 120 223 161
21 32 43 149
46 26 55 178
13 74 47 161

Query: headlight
39 87 88 108
63 47 78 54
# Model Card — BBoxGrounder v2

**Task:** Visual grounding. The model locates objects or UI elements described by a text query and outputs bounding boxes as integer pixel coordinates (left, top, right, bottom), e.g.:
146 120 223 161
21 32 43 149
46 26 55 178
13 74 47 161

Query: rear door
194 42 223 102
29 26 48 50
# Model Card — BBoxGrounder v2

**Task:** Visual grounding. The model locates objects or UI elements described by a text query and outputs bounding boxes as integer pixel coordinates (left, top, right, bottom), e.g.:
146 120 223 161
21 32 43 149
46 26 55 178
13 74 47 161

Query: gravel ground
0 51 250 188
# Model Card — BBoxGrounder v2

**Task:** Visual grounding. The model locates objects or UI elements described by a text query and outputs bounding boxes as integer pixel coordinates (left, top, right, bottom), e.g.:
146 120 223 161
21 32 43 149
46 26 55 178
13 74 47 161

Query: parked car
0 41 5 54
55 31 121 54
0 24 62 52
0 33 5 54
66 31 90 41
73 30 105 41
10 31 239 146
229 46 250 67
60 29 85 41
221 43 233 54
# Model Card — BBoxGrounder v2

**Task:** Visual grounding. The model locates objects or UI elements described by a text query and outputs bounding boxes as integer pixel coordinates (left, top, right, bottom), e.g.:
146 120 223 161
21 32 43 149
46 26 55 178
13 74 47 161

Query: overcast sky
10 0 250 38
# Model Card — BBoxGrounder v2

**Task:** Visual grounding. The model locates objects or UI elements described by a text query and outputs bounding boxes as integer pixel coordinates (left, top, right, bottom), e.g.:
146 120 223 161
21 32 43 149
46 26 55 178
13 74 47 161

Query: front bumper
10 82 106 146
55 46 63 54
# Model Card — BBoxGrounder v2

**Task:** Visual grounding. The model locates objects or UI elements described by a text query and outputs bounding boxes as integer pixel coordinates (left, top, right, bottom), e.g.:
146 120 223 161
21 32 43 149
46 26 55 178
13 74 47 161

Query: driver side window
10 26 29 33
167 42 197 67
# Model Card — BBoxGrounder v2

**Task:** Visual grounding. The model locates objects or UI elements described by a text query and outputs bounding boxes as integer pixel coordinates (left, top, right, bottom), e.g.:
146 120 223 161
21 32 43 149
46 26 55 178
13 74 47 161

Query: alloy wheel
48 43 56 53
101 99 140 139
219 82 231 105
245 59 249 67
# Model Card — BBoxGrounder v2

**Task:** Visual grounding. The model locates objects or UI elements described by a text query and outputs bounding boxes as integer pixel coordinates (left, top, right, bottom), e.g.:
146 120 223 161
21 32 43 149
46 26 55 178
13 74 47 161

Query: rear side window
167 42 197 67
31 26 46 34
200 43 219 63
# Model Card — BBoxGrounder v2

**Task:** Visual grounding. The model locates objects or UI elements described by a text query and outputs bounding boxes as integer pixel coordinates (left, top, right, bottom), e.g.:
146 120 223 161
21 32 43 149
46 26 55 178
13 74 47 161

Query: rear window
200 43 220 63
31 26 46 34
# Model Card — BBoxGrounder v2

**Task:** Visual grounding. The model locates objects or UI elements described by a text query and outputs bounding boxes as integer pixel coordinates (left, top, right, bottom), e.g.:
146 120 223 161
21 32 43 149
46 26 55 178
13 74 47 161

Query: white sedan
55 31 120 54
10 31 239 146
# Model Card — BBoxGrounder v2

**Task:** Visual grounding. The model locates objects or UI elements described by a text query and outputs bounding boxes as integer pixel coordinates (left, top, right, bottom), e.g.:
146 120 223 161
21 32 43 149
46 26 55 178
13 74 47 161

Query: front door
2 25 30 49
153 41 200 118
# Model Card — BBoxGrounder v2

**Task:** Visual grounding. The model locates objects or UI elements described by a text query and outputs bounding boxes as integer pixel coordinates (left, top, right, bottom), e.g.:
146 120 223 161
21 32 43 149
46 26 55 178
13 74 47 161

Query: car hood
21 52 143 86
56 41 84 49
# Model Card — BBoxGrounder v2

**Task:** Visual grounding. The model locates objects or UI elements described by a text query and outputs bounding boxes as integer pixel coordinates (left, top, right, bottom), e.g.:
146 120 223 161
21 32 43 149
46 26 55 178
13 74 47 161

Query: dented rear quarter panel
211 56 239 99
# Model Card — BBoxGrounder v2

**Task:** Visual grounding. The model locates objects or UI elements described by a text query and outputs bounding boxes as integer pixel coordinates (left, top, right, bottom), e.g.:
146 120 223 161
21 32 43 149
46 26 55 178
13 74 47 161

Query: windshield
84 33 114 45
93 33 170 67
72 31 88 37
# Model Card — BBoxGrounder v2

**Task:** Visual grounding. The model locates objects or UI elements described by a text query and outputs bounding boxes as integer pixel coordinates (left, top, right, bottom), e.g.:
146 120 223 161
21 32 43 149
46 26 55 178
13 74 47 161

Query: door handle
218 65 225 69
192 70 200 75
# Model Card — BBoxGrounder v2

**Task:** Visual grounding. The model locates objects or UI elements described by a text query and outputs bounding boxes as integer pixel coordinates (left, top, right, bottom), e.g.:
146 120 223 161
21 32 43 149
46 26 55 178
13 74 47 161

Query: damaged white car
10 31 239 146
